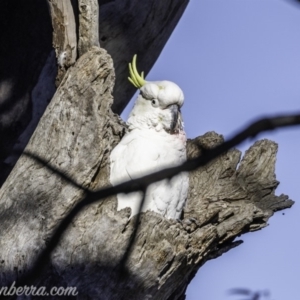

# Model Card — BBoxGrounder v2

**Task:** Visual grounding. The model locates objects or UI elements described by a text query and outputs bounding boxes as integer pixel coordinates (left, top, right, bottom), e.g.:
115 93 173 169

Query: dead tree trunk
0 1 294 299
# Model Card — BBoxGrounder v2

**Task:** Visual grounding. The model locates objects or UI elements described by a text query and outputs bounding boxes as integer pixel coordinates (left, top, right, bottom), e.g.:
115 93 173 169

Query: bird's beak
168 104 181 134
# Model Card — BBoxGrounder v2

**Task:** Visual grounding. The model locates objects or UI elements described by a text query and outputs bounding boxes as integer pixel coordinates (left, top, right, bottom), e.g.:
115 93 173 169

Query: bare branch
48 0 77 84
78 0 100 56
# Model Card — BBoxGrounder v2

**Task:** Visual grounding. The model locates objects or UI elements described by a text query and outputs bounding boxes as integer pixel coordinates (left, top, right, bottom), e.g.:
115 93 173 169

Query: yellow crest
128 54 146 88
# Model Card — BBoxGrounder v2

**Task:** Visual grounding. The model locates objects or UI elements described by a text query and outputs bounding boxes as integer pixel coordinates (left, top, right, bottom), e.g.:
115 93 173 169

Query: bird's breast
132 128 186 164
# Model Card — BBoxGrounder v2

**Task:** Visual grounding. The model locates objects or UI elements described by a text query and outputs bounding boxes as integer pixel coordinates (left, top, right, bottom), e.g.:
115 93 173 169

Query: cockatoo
110 55 188 219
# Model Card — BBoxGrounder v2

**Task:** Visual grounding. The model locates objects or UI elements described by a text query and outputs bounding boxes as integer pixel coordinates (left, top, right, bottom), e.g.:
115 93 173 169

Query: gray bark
0 48 293 299
78 0 100 56
0 0 188 186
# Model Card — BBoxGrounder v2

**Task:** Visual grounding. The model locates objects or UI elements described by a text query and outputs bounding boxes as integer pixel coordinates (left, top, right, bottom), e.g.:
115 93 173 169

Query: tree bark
78 0 100 56
0 47 293 299
0 0 188 186
48 0 78 85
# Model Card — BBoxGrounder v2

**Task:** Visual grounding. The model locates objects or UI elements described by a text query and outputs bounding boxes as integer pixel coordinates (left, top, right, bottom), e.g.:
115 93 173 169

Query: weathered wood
0 47 119 287
0 0 189 187
78 0 100 56
48 0 78 85
0 48 293 299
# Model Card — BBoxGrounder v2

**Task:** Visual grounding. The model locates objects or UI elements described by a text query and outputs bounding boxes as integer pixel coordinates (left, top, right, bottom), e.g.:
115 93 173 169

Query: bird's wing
144 171 188 219
110 131 164 216
110 131 162 185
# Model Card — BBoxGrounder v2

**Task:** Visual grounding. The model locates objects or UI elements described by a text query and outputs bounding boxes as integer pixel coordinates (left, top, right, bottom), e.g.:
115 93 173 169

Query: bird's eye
151 99 158 107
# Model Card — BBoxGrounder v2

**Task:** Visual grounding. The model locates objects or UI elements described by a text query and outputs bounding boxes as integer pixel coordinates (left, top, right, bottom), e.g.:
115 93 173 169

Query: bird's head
127 55 184 134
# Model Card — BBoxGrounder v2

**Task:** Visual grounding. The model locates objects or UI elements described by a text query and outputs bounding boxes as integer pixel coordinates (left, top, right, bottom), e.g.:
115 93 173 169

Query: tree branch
78 0 100 56
48 0 77 84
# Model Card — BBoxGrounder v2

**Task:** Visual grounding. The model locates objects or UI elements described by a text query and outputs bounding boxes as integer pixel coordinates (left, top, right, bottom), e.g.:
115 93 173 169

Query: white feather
110 80 189 219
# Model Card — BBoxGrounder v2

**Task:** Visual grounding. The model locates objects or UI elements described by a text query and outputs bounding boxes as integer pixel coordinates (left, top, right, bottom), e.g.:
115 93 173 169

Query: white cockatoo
110 55 188 219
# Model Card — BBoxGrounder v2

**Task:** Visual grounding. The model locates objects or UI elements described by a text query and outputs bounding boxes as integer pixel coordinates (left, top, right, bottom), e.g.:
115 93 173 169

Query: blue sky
122 1 300 299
